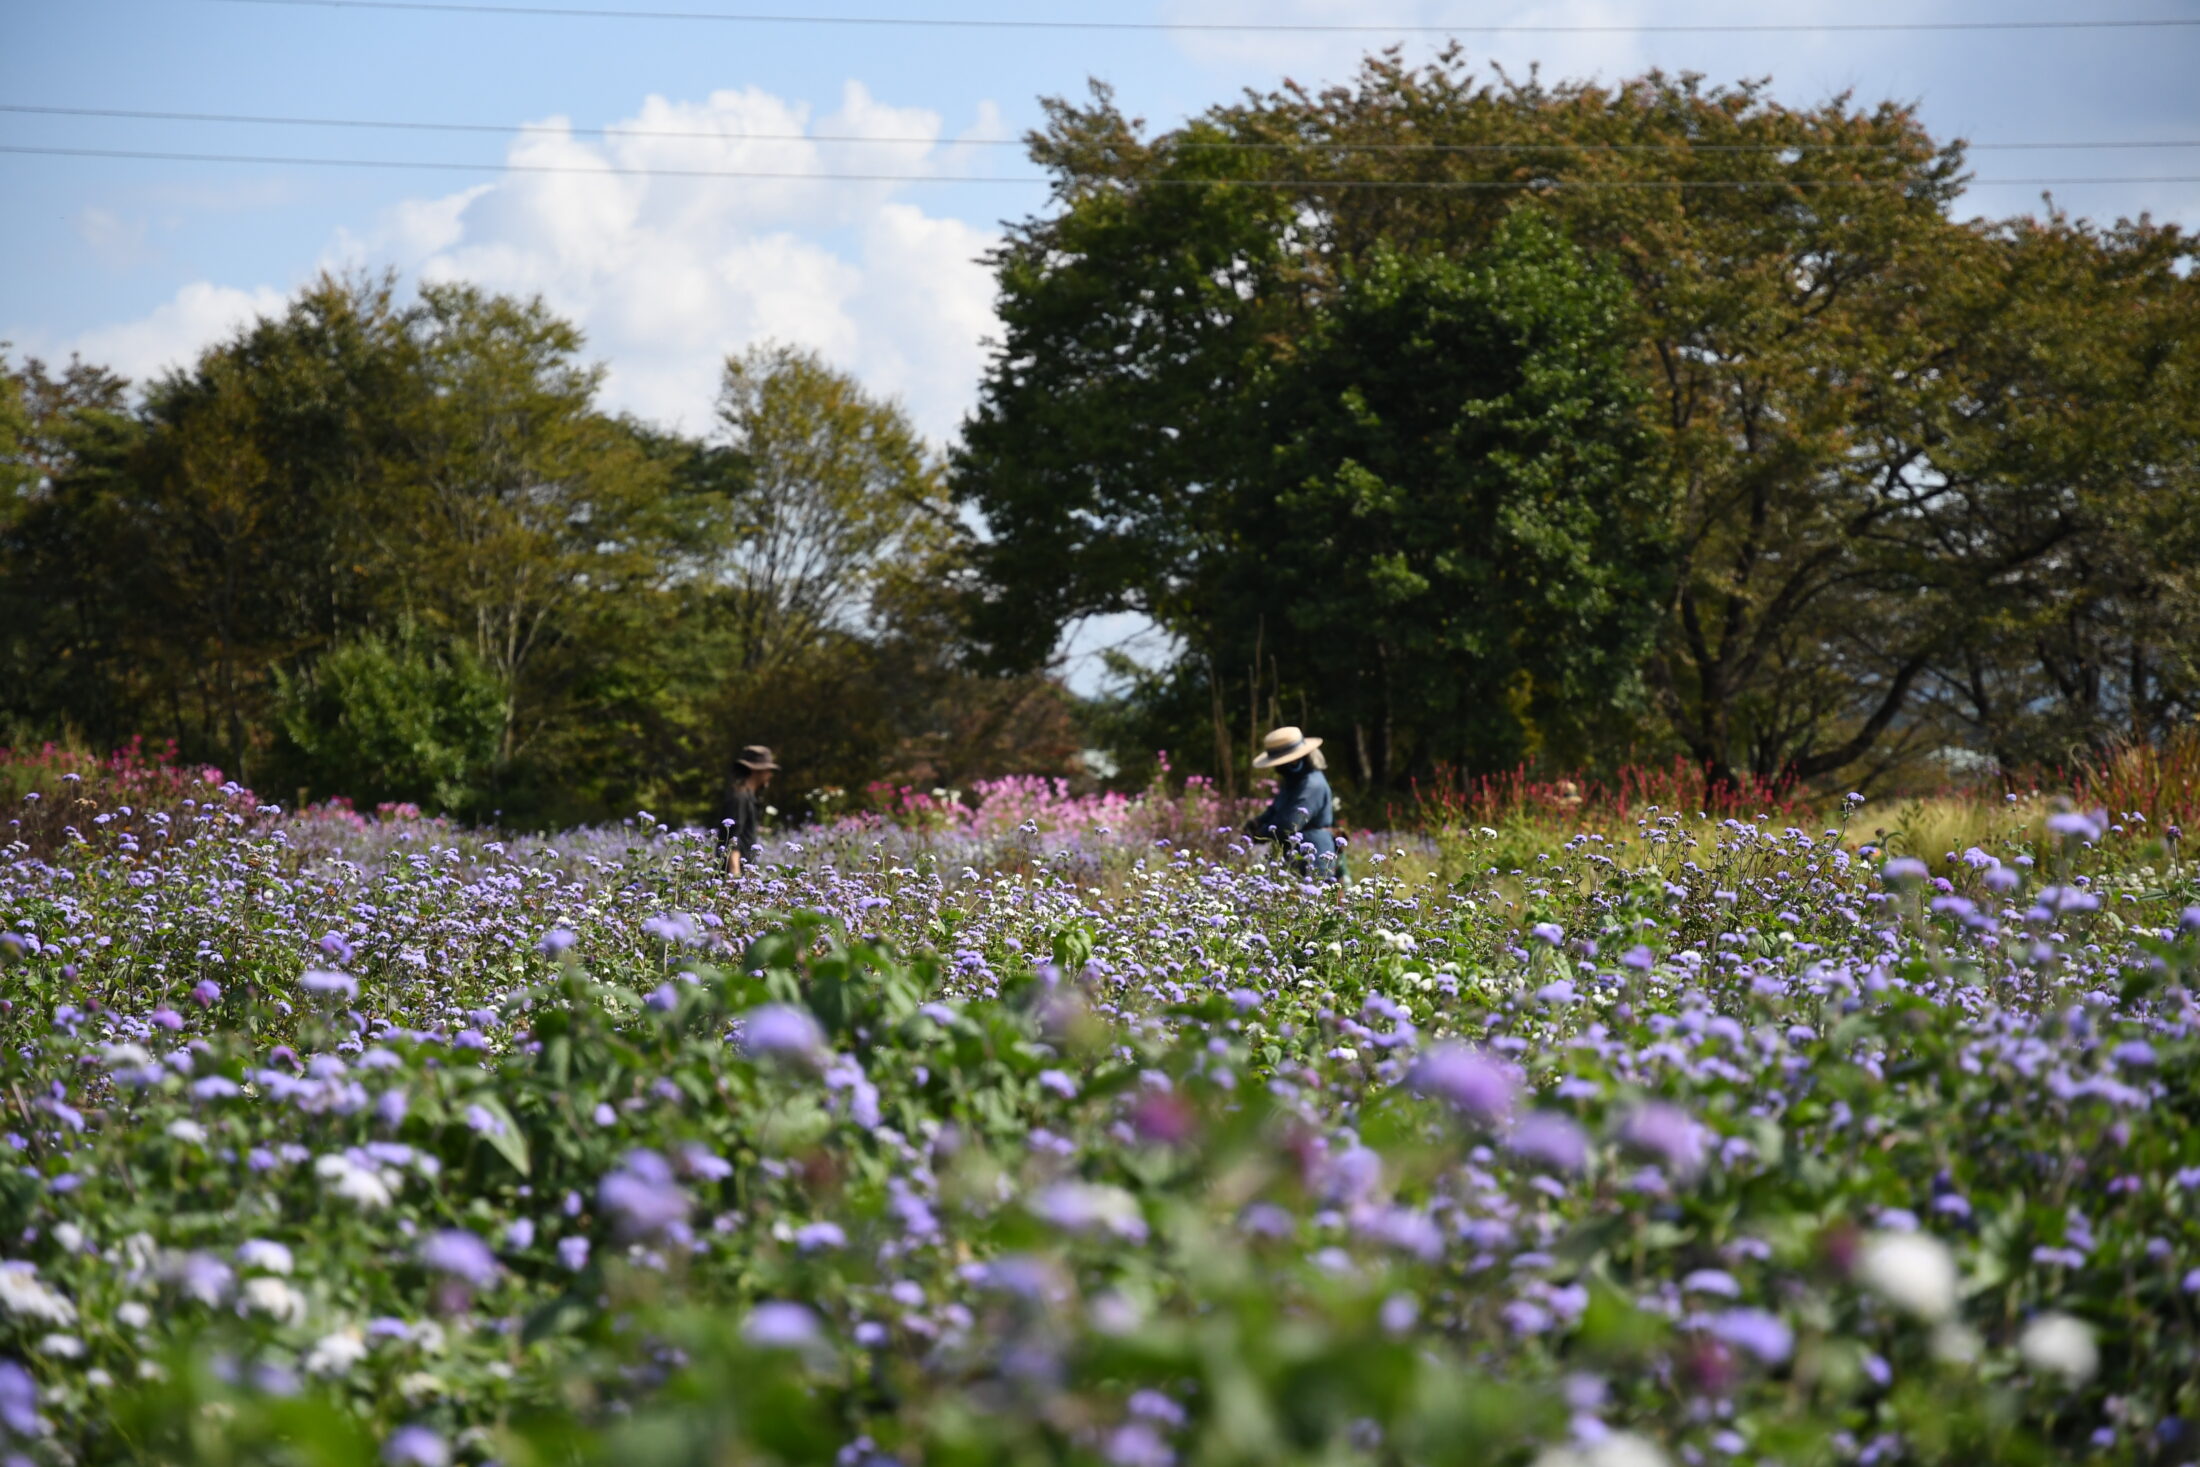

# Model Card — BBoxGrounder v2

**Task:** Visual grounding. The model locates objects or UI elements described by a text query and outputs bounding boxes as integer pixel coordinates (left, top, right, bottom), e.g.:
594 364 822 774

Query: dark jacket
1245 762 1342 879
716 781 761 863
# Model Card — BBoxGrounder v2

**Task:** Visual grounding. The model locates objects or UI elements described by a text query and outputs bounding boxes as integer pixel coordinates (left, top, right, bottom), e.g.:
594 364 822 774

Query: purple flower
743 1301 823 1349
1619 1102 1708 1176
1103 1423 1176 1467
558 1236 591 1272
677 1144 734 1182
793 1221 846 1252
2047 811 2104 843
1620 945 1654 971
1529 922 1565 946
1030 1181 1149 1242
1708 1308 1793 1365
538 928 579 956
419 1229 499 1289
505 1218 536 1251
319 932 356 965
1507 1112 1590 1174
1682 1269 1741 1298
741 1004 827 1062
190 979 222 1006
301 969 358 1000
0 1359 42 1435
599 1150 692 1241
1881 857 1929 884
1038 1069 1079 1099
382 1425 450 1467
1408 1044 1517 1125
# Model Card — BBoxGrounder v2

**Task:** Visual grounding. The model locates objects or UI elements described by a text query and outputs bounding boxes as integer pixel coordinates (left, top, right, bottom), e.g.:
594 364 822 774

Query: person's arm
734 787 759 872
1245 778 1311 842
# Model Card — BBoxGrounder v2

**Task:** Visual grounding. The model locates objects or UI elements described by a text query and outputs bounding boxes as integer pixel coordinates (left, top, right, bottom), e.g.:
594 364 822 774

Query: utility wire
202 0 2200 35
8 103 2200 154
6 142 2195 188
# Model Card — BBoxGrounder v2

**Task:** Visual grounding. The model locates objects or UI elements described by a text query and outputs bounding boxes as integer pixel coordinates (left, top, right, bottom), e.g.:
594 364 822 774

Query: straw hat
1252 726 1323 770
735 744 782 772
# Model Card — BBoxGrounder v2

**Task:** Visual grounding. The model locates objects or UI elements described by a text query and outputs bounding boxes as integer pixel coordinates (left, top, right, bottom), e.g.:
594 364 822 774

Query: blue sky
6 0 2197 683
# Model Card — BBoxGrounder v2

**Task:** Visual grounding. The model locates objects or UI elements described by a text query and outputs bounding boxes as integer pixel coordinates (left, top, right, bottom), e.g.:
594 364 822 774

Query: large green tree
958 52 2197 789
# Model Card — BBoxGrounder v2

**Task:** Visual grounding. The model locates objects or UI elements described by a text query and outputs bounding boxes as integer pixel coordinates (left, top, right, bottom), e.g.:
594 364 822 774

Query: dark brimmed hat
735 744 781 772
1251 726 1324 770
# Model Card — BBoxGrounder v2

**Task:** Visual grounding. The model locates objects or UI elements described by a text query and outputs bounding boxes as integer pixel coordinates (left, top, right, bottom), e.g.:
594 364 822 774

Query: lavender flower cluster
0 795 2195 1466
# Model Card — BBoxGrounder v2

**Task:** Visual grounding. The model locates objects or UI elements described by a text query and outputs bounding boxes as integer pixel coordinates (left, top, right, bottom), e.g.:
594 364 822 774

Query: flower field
3 785 2199 1466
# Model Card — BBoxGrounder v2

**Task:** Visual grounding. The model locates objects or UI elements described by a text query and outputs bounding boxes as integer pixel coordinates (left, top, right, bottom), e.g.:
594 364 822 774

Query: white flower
100 1043 153 1068
115 1301 152 1330
0 1262 78 1326
239 1276 309 1327
1533 1433 1672 1467
37 1333 84 1358
1855 1231 1958 1322
313 1153 393 1209
397 1371 446 1403
166 1119 208 1145
2018 1312 2098 1383
236 1239 294 1275
53 1223 85 1254
304 1328 368 1377
1930 1322 1982 1365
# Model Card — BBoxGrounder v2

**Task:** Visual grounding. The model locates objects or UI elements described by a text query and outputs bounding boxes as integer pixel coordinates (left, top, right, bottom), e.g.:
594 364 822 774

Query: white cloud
75 208 155 271
44 81 1006 443
327 80 1004 442
57 281 287 387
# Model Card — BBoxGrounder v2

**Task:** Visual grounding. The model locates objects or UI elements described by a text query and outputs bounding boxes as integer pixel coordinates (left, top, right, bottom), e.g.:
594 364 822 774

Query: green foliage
270 629 503 812
1257 212 1664 772
958 57 2200 794
0 284 1086 824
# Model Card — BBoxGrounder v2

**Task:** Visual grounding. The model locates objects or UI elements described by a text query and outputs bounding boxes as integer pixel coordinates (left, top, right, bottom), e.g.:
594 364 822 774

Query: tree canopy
955 54 2200 793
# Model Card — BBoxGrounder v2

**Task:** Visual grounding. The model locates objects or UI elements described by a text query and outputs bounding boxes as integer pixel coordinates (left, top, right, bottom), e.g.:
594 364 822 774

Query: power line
205 0 2200 34
6 142 2196 189
8 103 2200 155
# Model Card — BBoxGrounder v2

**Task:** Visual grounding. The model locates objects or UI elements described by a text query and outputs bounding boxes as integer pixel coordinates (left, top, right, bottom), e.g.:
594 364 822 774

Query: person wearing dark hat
1244 726 1343 882
718 744 781 878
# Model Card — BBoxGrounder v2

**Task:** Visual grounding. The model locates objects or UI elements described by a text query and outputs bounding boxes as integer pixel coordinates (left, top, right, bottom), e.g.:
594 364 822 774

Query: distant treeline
6 53 2198 820
0 288 1082 826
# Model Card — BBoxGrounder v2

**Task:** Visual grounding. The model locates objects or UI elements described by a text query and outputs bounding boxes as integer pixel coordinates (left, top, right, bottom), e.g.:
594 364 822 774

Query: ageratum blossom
599 1150 692 1241
1408 1044 1518 1126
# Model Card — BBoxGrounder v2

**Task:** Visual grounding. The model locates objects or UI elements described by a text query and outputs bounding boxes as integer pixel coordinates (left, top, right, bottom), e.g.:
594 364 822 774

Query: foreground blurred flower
382 1425 450 1467
741 1004 828 1063
1618 1103 1707 1176
1532 1432 1672 1467
1707 1308 1793 1365
418 1230 499 1290
1856 1231 1958 1322
743 1301 823 1350
304 1328 367 1377
0 1358 43 1435
599 1150 692 1241
239 1277 309 1326
1508 1112 1590 1173
314 1153 394 1210
1030 1181 1149 1242
1408 1044 1517 1125
0 1262 76 1326
2018 1312 2098 1383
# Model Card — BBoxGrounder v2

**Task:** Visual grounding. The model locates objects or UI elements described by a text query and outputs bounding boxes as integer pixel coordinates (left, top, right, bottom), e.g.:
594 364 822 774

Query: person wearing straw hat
1245 726 1343 881
718 744 781 878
